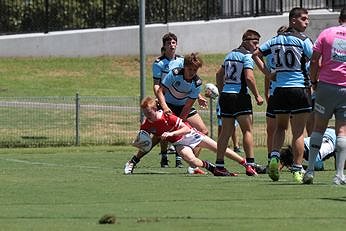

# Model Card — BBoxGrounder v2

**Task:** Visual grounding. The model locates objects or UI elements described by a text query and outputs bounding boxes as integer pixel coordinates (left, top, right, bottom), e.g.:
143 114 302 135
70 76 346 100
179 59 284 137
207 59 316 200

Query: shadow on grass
321 196 346 202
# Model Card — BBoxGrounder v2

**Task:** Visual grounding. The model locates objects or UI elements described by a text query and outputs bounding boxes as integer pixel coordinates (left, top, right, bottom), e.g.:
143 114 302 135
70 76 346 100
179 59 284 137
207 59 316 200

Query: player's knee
336 136 346 150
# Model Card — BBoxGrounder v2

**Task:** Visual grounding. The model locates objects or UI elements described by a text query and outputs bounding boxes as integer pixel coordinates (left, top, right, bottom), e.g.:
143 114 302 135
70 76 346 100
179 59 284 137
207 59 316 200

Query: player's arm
157 85 172 114
309 50 321 90
179 98 195 121
264 77 270 102
161 120 191 140
153 79 161 98
215 66 225 93
252 49 273 80
197 93 208 108
244 68 263 105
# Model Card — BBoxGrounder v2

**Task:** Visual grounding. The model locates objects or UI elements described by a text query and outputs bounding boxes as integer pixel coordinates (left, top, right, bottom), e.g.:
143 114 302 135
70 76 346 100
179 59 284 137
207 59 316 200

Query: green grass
0 146 345 231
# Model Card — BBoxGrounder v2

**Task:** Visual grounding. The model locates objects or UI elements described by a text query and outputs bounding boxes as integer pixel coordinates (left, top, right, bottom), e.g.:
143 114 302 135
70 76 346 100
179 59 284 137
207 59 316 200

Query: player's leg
175 145 215 174
333 115 346 185
215 117 234 175
159 140 169 168
232 121 242 153
199 134 255 175
124 136 161 174
185 112 208 171
268 113 290 181
290 112 310 183
304 83 333 183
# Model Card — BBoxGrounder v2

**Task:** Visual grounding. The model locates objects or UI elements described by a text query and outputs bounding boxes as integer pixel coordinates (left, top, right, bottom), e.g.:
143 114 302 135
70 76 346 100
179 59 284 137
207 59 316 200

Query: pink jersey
140 111 186 143
313 25 346 86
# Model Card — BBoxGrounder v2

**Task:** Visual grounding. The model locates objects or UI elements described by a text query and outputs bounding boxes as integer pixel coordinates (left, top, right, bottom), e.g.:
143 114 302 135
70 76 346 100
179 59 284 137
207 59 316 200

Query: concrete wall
0 10 340 57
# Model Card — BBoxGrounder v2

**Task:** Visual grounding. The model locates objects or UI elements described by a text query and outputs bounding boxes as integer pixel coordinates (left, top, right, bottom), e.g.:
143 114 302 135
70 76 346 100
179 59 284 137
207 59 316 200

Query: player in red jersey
124 96 257 176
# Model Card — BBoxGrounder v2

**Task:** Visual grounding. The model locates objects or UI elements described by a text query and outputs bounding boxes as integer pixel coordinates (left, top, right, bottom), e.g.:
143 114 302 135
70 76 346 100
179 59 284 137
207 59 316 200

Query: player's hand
163 107 172 115
266 72 276 81
161 132 172 140
255 95 264 106
198 95 208 108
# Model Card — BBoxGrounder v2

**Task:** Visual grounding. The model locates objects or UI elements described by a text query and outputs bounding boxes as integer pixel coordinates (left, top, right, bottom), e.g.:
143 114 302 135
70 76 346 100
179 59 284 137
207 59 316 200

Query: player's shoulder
280 28 310 41
192 75 203 87
154 55 167 63
171 67 184 76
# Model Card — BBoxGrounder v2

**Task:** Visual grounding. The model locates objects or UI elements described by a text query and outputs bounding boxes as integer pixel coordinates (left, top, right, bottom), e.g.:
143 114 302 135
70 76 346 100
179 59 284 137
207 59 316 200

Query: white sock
335 136 346 178
307 132 323 172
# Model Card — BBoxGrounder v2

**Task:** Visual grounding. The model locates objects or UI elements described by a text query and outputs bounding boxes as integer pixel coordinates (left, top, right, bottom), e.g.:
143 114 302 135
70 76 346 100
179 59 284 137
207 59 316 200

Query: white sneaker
124 161 134 175
302 170 314 184
332 175 346 185
187 166 205 175
187 166 195 174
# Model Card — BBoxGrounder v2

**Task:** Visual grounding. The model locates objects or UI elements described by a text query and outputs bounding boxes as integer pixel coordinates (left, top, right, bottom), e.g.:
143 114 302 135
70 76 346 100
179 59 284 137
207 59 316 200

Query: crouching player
124 96 257 176
280 128 336 171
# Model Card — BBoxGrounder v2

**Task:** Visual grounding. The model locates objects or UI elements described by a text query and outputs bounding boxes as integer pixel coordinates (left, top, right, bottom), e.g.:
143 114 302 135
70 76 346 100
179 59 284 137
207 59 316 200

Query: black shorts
266 95 275 118
272 87 312 114
166 103 197 118
219 92 252 118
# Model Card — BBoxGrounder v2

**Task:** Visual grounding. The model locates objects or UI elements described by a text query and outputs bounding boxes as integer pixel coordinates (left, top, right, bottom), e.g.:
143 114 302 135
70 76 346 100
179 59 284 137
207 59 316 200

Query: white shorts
173 129 204 149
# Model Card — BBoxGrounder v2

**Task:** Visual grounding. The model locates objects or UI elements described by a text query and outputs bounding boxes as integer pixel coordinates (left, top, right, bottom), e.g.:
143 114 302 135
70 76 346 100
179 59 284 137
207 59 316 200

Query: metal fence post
44 0 49 33
209 98 214 139
75 93 80 146
102 0 107 28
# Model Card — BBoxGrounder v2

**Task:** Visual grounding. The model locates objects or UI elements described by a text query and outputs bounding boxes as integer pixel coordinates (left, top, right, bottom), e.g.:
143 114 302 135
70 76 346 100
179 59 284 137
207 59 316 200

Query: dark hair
162 32 177 46
242 29 261 41
279 145 294 168
277 25 288 34
340 7 346 22
289 7 308 21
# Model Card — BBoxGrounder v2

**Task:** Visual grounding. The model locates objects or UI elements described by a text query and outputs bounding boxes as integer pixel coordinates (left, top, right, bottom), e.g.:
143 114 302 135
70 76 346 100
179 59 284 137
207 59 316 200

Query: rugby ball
132 130 152 153
205 83 219 99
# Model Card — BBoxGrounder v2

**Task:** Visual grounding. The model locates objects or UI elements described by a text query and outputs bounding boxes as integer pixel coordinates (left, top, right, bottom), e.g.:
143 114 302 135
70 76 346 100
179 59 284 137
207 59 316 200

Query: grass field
0 55 265 98
0 146 345 231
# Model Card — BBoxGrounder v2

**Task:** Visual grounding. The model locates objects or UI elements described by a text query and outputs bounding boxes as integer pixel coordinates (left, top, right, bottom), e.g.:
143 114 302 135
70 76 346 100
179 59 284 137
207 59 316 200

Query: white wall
0 10 339 57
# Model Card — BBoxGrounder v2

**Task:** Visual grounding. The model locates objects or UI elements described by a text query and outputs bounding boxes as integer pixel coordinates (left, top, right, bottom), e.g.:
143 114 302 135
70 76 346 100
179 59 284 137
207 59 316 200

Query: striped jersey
259 28 313 88
161 68 202 106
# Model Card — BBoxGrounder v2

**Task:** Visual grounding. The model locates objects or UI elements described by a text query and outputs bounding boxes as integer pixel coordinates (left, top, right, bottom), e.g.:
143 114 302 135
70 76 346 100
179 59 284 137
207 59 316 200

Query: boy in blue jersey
252 7 313 183
263 25 289 166
152 32 185 168
157 53 211 175
215 29 264 176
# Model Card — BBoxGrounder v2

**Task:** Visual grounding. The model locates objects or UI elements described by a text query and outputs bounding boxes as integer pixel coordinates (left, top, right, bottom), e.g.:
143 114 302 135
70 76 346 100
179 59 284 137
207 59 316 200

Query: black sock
246 158 255 166
130 155 140 165
176 153 182 160
161 152 167 158
215 160 224 169
202 160 215 173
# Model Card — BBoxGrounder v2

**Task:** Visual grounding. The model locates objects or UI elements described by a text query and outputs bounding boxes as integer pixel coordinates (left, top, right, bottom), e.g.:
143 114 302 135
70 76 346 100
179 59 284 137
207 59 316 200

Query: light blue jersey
161 68 202 106
222 47 254 94
259 28 313 88
152 55 184 82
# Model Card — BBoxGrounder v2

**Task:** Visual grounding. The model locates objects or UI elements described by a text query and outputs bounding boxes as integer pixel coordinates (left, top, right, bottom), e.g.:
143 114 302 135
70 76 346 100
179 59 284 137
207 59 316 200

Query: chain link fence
0 95 277 148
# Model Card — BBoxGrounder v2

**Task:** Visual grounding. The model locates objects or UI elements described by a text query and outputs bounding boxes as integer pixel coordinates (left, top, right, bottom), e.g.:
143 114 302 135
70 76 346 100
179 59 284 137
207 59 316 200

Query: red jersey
140 110 186 143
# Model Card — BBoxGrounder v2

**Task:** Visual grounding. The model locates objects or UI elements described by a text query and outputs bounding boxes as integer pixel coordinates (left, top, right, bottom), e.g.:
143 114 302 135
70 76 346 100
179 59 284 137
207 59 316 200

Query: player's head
279 145 294 169
140 96 158 121
162 32 178 56
183 53 203 80
339 7 346 24
289 7 309 32
241 29 260 53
